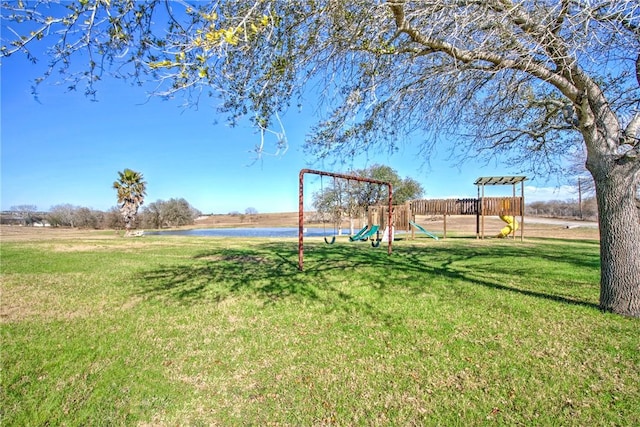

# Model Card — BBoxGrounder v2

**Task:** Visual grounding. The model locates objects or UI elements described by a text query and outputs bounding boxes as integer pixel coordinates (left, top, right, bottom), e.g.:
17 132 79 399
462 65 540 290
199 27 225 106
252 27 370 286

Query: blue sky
1 46 576 214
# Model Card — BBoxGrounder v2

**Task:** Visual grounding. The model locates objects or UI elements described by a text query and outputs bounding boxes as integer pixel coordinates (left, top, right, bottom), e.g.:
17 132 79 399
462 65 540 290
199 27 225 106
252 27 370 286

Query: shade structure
474 176 527 186
475 176 526 240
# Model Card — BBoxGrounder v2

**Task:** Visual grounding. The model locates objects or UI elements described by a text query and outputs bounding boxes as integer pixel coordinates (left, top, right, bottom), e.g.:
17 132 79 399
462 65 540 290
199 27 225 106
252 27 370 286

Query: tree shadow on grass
134 240 600 312
356 242 600 310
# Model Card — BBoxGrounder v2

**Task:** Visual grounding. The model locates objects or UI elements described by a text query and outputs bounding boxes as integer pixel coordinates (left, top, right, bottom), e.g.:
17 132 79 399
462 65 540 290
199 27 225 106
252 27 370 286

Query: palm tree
113 168 147 235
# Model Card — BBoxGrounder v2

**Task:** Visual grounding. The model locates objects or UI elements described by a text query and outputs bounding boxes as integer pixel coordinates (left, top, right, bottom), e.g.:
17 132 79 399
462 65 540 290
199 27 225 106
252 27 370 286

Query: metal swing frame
321 175 338 245
298 169 393 271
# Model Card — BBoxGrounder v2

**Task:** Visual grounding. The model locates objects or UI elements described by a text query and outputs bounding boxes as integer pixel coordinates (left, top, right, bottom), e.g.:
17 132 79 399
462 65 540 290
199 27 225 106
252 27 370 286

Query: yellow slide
497 215 519 238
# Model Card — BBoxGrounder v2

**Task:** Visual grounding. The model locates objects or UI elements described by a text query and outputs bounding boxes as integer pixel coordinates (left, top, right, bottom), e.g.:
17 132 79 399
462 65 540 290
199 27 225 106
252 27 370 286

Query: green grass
1 234 638 425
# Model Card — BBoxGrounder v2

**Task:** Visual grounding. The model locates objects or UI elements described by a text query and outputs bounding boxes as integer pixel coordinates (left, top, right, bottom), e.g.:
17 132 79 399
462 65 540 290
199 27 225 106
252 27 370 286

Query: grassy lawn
1 232 638 425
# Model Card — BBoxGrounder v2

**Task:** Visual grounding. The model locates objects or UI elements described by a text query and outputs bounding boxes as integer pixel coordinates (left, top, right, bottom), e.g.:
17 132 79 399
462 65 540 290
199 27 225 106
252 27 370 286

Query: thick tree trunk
590 164 640 318
120 202 138 236
576 72 640 318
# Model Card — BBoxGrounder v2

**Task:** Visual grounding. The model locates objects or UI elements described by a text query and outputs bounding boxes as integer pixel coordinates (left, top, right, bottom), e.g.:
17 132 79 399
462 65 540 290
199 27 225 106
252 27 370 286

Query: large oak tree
2 1 639 316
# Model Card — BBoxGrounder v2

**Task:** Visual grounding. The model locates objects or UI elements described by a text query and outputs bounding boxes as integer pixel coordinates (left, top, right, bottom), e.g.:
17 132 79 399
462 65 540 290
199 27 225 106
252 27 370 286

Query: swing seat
324 235 336 244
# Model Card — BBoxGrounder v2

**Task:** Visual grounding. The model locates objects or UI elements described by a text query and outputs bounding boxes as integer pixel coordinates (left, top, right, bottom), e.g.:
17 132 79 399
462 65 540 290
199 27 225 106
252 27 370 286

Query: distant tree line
2 198 201 229
0 204 124 229
526 198 598 221
48 204 120 228
3 196 603 228
3 205 43 226
140 198 201 229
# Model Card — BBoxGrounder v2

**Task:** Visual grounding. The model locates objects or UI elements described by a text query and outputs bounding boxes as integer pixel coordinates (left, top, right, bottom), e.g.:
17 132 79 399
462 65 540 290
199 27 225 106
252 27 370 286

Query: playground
298 170 534 269
301 170 528 239
356 175 528 241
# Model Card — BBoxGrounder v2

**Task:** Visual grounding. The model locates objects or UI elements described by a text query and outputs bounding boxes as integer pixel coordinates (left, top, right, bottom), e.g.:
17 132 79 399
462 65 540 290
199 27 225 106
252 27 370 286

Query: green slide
409 221 439 240
349 225 369 241
352 225 379 241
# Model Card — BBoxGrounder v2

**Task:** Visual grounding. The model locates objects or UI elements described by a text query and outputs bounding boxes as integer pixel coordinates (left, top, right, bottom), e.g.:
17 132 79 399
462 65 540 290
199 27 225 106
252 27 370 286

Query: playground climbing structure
368 176 526 240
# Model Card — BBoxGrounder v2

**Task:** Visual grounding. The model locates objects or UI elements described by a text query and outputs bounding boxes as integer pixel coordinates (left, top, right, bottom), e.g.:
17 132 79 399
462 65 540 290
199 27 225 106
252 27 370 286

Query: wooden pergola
475 176 527 240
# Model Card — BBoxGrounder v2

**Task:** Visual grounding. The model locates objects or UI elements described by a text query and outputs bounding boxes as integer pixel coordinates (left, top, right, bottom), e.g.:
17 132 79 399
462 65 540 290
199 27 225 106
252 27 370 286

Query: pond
145 227 351 238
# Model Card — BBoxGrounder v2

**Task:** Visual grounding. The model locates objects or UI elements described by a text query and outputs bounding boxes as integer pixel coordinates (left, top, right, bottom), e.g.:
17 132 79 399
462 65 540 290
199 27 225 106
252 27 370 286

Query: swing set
298 169 393 271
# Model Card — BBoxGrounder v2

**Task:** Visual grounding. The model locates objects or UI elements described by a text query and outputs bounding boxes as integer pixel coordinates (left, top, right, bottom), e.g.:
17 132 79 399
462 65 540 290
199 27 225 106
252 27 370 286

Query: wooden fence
409 197 523 216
